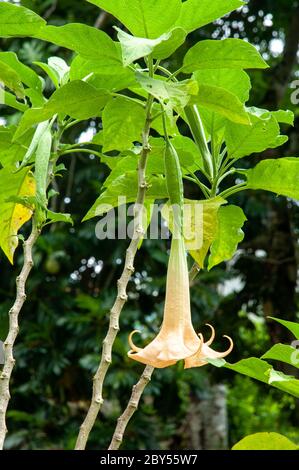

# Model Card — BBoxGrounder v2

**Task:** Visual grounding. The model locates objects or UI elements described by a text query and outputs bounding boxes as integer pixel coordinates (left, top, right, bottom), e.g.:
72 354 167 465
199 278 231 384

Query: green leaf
232 433 299 450
36 24 121 64
225 111 281 159
175 0 244 33
83 171 167 221
183 39 268 73
116 27 186 66
262 344 299 369
272 109 294 126
70 56 136 92
0 2 45 37
0 60 24 98
35 128 52 207
102 97 146 152
193 69 251 151
208 205 246 269
14 81 110 140
34 61 60 89
2 91 28 112
0 126 34 167
268 317 299 340
194 69 251 103
244 158 299 200
192 84 250 125
0 167 35 263
223 357 299 397
0 52 42 92
136 72 198 109
88 0 181 39
46 210 73 225
102 136 200 187
35 57 69 88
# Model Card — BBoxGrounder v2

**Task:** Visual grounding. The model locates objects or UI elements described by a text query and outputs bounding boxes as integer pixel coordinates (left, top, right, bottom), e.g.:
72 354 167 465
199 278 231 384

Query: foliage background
0 0 298 449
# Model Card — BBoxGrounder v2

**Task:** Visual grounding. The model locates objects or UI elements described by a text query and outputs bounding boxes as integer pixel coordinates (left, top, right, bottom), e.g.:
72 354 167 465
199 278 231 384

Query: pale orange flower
128 238 233 369
128 237 200 368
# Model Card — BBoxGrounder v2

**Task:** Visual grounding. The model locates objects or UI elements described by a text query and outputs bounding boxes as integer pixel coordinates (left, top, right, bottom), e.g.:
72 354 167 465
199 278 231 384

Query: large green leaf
192 84 250 125
268 317 299 340
14 81 110 140
36 24 121 65
175 0 244 33
243 158 299 200
88 0 181 38
70 56 136 92
225 111 281 159
102 97 146 152
116 27 186 66
208 205 246 269
232 433 299 450
262 344 299 369
183 39 268 73
0 52 42 92
0 167 36 263
83 172 167 221
0 3 45 37
136 72 198 109
0 60 24 98
222 357 299 398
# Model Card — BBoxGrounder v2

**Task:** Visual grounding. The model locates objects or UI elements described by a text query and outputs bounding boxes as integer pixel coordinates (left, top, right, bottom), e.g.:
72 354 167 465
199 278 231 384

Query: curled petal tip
197 332 204 352
205 323 215 346
221 335 234 357
128 330 142 353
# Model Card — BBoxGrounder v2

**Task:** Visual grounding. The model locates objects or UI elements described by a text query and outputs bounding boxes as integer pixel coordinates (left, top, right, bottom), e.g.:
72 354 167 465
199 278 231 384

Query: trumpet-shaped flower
128 237 200 368
128 238 233 369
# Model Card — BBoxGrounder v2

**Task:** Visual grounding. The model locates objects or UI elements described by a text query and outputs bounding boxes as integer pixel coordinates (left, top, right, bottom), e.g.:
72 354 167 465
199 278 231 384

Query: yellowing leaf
0 167 36 263
162 197 225 267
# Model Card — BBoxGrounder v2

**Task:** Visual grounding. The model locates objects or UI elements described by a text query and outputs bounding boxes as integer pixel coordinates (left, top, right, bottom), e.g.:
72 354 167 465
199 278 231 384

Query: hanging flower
184 324 233 369
128 237 233 369
128 237 201 368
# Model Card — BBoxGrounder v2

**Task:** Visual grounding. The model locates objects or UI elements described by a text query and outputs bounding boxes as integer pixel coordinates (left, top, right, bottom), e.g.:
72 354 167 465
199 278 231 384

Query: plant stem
0 221 40 450
219 183 247 199
75 75 155 452
108 365 154 450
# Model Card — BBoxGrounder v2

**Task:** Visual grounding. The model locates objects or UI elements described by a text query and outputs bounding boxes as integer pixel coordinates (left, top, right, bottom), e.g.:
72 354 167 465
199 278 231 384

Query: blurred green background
0 0 299 450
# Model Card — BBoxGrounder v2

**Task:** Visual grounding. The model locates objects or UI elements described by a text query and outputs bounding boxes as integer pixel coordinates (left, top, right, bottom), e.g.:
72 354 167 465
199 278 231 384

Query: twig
0 222 40 449
75 92 154 450
108 366 154 450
